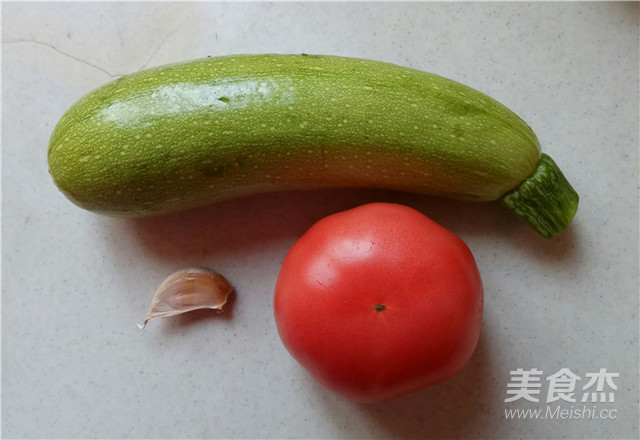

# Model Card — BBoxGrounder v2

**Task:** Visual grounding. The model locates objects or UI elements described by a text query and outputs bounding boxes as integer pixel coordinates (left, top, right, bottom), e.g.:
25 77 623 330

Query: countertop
2 2 638 439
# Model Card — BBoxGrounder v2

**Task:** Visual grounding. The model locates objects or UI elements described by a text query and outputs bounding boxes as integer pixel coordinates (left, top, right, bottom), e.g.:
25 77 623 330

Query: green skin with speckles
49 54 542 217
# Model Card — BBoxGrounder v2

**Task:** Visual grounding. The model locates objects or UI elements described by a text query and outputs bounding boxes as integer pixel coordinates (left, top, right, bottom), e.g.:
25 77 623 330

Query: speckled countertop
2 3 638 439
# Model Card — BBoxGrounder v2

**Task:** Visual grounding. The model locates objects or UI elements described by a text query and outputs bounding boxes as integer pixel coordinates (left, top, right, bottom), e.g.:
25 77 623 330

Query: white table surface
2 2 638 439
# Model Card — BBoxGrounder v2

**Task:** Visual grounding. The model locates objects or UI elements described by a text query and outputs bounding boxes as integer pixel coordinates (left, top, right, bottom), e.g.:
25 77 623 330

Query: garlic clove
138 267 234 329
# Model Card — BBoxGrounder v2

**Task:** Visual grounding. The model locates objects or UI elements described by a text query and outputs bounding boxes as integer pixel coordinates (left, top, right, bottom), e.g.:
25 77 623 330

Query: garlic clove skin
138 267 234 329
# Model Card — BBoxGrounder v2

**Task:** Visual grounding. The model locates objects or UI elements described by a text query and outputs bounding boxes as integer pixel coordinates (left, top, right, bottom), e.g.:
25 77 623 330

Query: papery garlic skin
138 267 234 328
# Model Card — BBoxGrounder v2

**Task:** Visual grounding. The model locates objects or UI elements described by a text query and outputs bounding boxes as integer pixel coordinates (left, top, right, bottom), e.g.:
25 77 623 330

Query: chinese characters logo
503 368 620 421
505 368 618 403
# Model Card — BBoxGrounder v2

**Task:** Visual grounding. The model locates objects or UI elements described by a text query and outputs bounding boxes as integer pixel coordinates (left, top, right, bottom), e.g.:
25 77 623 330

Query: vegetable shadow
122 187 581 266
387 190 582 268
312 328 499 439
122 189 357 263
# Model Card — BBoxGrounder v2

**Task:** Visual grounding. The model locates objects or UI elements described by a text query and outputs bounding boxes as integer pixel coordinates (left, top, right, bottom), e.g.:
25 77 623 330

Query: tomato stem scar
374 304 387 312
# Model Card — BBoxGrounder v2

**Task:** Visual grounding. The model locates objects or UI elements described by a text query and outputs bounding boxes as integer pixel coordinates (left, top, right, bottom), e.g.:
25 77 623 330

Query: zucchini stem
500 154 579 238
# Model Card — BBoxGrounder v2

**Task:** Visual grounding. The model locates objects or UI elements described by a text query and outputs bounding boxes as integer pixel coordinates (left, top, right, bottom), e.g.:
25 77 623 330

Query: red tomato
273 203 483 403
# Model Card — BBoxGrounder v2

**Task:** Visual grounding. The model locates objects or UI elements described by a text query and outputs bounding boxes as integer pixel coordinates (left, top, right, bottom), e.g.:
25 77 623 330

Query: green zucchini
48 54 578 238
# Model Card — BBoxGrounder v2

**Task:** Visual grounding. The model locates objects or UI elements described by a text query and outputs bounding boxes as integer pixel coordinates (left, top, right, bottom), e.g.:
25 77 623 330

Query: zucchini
48 54 578 238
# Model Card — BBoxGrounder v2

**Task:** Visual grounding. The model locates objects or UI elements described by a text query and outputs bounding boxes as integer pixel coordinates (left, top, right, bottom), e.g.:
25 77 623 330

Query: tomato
273 203 483 403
